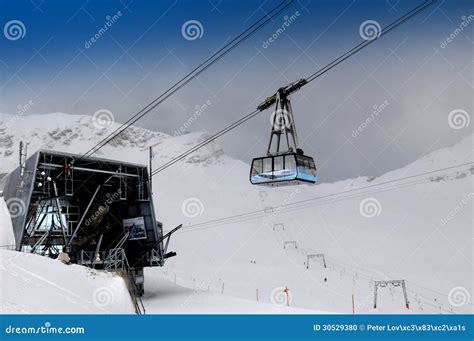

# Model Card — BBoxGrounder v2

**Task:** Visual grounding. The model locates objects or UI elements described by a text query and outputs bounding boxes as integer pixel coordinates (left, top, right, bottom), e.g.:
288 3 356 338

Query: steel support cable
80 0 296 159
169 162 473 233
150 0 436 176
151 109 261 175
305 0 436 83
179 178 435 233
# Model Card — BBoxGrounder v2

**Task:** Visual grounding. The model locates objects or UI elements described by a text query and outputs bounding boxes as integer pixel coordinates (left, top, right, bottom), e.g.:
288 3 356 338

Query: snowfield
0 112 472 314
0 247 316 314
0 249 135 314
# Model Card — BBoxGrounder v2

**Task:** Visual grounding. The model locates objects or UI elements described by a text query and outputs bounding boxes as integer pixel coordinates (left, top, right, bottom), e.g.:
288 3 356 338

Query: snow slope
0 247 317 314
0 112 472 314
0 249 135 314
143 271 323 314
0 196 15 247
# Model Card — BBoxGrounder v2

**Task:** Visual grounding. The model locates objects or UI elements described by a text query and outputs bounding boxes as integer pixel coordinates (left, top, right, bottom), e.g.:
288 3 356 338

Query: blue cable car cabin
250 152 316 186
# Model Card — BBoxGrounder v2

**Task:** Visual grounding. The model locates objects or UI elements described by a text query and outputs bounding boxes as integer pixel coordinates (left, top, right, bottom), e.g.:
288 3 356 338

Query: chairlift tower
373 279 409 309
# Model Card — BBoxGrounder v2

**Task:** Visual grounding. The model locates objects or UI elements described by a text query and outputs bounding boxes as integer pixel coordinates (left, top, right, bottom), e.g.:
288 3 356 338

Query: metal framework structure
273 223 285 231
266 88 300 156
3 149 181 298
306 253 326 269
250 79 317 187
373 280 409 309
283 240 297 249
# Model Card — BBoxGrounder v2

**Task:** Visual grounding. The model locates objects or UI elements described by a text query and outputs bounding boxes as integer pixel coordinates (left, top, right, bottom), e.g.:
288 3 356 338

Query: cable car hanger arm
257 0 436 112
150 0 435 177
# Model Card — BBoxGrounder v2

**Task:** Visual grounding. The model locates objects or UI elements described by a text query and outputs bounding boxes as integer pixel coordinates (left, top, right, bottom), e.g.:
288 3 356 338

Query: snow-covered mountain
0 112 472 314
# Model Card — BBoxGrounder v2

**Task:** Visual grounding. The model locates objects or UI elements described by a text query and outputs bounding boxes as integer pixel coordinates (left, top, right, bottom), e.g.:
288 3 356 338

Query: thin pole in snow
283 286 290 306
149 146 153 193
352 294 355 314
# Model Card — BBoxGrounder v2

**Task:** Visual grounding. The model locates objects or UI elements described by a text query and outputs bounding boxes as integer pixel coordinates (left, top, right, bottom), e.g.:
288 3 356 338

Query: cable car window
296 155 316 182
251 159 262 176
263 157 272 174
285 155 296 171
274 156 284 171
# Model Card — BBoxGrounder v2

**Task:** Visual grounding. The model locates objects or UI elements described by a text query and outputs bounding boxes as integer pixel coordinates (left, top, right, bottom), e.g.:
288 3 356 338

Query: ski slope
0 113 472 314
0 249 135 314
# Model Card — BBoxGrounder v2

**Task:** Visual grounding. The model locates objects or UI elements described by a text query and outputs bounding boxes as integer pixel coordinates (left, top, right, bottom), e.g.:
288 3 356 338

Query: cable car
250 84 317 187
250 150 316 186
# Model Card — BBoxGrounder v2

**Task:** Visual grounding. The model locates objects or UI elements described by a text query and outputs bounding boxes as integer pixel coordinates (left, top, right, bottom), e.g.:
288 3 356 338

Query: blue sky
0 0 472 182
